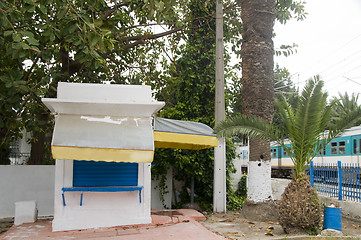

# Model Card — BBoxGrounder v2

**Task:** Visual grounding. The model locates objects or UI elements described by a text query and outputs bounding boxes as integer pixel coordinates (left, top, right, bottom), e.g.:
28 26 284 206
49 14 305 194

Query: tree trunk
28 113 49 165
240 0 275 216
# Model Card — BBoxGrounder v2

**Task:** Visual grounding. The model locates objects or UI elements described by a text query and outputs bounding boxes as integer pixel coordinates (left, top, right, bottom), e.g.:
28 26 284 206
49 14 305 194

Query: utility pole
214 0 226 213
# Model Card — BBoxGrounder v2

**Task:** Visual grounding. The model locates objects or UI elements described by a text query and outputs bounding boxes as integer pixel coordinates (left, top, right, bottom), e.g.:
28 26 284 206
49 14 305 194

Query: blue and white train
236 125 361 177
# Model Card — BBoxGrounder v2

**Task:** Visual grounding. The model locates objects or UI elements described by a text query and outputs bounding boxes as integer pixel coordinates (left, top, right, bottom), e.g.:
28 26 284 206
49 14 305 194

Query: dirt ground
200 211 361 239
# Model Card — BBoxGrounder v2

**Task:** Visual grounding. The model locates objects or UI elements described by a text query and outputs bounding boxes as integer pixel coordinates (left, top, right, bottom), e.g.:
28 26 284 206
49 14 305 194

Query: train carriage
238 125 361 177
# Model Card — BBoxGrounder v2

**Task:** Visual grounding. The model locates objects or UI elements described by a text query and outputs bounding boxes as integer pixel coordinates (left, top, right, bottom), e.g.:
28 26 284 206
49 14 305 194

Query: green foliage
331 92 361 126
0 0 185 163
235 174 247 198
0 144 11 165
226 193 245 210
215 76 361 179
275 0 307 24
227 174 247 210
152 0 244 210
275 43 298 57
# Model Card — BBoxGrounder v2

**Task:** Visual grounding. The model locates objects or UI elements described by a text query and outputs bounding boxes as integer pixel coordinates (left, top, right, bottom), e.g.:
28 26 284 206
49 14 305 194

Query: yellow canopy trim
154 131 218 150
52 145 154 163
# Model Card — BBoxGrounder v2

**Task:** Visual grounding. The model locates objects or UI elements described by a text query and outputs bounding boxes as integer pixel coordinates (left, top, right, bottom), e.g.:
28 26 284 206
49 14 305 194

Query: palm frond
328 106 361 141
214 114 276 140
291 77 327 166
275 95 296 138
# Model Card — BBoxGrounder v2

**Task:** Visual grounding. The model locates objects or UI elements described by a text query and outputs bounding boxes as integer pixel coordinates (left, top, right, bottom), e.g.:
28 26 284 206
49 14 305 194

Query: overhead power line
293 33 361 78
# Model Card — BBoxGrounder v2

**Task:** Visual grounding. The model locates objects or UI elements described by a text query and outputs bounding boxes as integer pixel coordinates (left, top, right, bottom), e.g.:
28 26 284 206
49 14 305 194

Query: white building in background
9 129 32 165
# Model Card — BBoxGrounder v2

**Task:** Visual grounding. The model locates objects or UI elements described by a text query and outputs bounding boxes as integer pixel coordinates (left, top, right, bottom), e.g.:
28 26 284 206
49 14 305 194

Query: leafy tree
0 47 25 164
215 76 361 232
0 0 185 164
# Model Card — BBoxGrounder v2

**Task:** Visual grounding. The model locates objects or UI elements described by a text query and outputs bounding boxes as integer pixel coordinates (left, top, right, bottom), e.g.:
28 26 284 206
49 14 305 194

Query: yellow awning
154 131 218 150
153 118 218 150
52 146 154 163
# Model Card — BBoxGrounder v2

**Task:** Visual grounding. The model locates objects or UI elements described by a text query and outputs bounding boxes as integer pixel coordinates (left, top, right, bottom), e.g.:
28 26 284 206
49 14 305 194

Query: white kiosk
43 83 164 231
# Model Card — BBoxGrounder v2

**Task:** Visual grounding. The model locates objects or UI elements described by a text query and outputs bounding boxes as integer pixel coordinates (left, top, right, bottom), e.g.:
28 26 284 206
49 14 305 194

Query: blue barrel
323 207 342 231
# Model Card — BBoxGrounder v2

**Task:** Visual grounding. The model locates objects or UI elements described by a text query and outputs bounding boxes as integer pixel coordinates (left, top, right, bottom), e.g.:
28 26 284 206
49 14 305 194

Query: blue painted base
324 207 342 231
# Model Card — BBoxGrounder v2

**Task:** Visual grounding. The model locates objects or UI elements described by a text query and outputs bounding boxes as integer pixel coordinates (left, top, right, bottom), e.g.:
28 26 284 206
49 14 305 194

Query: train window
331 142 337 155
354 139 357 154
339 141 345 155
359 139 361 154
283 149 288 157
271 149 277 158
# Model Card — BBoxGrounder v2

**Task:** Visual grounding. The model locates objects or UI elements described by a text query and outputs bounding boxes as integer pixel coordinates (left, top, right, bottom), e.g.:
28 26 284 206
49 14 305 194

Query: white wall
230 144 248 191
0 165 55 218
9 129 32 165
0 165 172 220
151 167 173 209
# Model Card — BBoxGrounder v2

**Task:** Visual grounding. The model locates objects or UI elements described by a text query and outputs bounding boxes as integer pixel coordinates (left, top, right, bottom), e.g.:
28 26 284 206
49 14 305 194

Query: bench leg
80 193 83 206
62 193 66 206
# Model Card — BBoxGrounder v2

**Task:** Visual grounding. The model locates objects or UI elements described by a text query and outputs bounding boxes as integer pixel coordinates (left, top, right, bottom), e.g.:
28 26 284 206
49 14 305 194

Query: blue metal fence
309 161 361 202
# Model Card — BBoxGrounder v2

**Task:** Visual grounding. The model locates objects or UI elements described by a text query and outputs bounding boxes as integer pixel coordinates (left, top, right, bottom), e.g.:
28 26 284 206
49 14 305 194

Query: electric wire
288 33 361 79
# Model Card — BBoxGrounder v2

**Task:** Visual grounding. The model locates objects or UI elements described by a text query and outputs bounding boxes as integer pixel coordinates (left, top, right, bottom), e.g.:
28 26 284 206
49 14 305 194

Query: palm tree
215 76 361 233
240 0 275 218
331 92 361 126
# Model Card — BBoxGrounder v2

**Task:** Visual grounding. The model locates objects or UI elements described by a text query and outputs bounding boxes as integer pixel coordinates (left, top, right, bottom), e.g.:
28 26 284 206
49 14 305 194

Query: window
271 148 277 158
331 142 337 155
244 150 248 160
339 141 346 155
359 139 361 154
354 139 357 154
73 161 138 187
283 149 289 157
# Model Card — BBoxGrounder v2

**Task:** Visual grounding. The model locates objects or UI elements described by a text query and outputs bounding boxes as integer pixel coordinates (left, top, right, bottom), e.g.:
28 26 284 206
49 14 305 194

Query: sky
273 0 361 100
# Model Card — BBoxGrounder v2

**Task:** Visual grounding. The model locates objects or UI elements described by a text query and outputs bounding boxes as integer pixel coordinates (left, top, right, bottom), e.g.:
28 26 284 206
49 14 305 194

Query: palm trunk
240 0 275 215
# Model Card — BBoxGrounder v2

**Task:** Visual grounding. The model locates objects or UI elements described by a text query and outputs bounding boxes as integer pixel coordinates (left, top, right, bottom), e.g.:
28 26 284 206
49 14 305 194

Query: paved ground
2 209 361 239
0 209 224 240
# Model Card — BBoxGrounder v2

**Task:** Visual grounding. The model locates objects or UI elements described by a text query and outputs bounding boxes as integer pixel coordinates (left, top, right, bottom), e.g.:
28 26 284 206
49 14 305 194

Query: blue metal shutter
73 161 138 187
